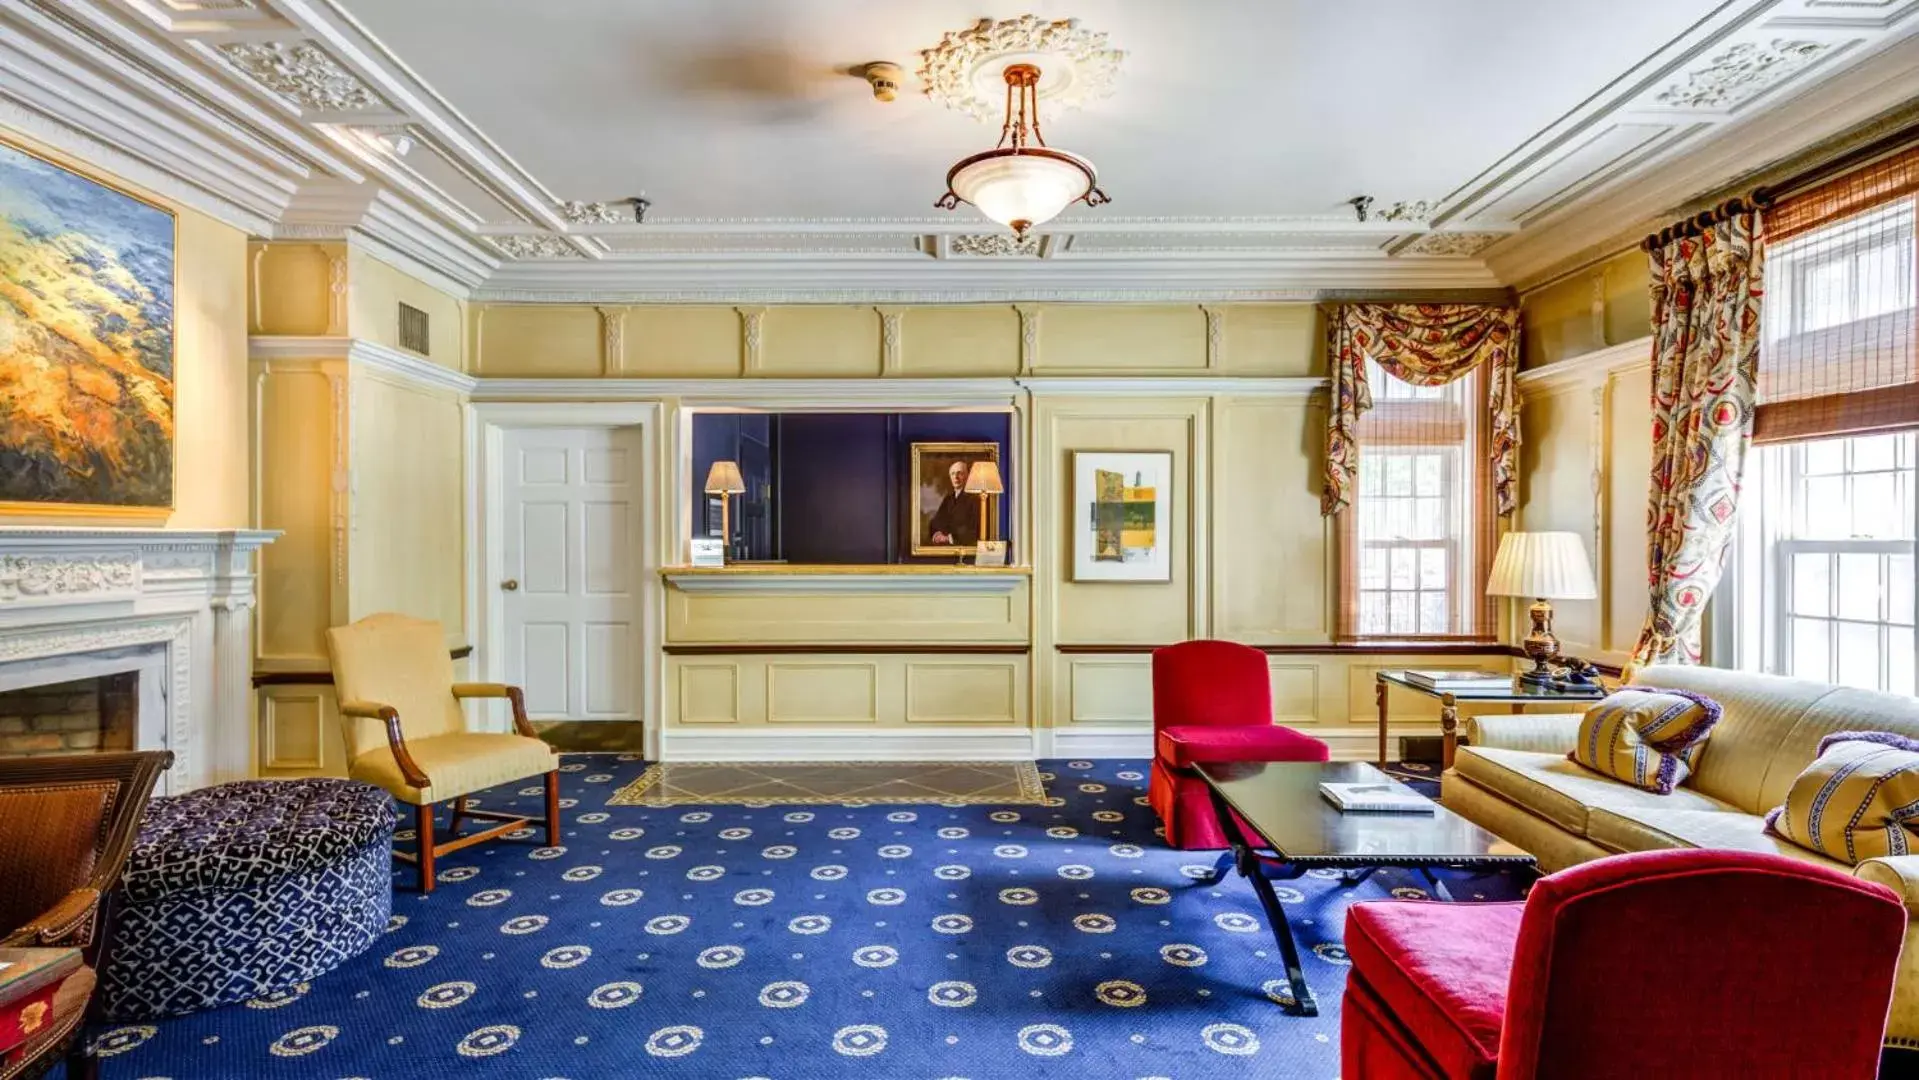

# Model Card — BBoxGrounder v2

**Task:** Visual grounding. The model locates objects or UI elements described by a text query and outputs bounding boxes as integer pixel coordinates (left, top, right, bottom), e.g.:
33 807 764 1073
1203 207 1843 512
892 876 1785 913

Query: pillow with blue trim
1568 687 1721 794
1766 731 1919 865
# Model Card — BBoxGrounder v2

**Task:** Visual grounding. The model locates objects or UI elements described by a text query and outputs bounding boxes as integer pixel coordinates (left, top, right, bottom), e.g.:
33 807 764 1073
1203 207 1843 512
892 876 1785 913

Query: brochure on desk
1319 780 1434 814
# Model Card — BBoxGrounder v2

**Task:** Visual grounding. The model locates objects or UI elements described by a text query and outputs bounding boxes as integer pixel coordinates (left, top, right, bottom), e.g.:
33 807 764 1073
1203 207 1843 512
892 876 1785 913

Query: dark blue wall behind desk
690 412 1012 564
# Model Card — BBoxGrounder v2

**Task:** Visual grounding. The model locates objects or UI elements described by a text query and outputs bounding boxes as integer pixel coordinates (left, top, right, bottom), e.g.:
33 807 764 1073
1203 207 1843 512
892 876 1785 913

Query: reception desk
659 565 1034 760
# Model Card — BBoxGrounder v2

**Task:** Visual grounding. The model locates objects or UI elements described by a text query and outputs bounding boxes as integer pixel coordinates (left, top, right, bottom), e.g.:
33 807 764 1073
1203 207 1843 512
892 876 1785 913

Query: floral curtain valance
1628 209 1765 670
1320 303 1521 517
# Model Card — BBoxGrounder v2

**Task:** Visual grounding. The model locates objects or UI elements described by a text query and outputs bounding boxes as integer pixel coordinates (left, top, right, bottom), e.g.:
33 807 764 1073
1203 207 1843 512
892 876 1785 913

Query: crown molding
1016 376 1328 398
470 377 1022 408
249 335 479 395
1514 336 1654 395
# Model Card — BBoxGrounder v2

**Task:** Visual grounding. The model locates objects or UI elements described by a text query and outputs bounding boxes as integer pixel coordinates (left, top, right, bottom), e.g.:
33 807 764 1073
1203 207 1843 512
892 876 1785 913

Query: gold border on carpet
606 760 1048 807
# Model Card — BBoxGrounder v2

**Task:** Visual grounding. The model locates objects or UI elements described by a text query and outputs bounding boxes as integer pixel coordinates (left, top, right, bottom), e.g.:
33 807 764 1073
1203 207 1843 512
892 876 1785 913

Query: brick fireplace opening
0 672 140 758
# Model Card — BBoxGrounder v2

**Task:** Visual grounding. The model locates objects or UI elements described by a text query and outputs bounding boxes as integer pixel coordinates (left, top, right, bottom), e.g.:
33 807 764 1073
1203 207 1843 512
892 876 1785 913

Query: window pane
1384 499 1412 539
1791 553 1830 617
1360 549 1386 590
1837 621 1882 691
1389 548 1416 590
1791 618 1833 682
1837 553 1884 622
1360 592 1389 635
1419 548 1447 590
1414 455 1442 497
1389 592 1416 635
1892 554 1914 626
1892 627 1916 697
1360 460 1381 497
1803 439 1845 476
1413 498 1444 539
1419 592 1449 635
1852 473 1899 540
1385 456 1413 497
1854 434 1899 473
1804 259 1849 332
1802 477 1846 538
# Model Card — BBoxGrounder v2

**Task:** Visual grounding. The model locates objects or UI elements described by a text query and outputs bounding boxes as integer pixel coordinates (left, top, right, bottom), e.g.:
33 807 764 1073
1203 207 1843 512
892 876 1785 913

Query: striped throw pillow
1569 687 1721 794
1766 732 1919 865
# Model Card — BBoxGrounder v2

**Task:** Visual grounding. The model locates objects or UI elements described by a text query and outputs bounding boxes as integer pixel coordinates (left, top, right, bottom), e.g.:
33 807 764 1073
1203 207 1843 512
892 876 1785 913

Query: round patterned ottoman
99 778 395 1019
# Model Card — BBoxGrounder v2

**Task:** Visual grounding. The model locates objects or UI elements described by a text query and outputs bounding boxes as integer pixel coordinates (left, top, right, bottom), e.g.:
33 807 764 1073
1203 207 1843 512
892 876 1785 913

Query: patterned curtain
1628 209 1765 669
1320 303 1521 517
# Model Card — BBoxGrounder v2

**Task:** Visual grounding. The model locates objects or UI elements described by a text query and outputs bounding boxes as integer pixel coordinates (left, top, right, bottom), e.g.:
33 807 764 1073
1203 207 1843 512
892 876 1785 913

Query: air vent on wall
398 302 430 356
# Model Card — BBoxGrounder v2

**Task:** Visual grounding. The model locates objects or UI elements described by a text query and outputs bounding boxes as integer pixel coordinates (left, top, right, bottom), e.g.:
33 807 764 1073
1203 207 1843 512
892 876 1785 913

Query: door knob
501 579 519 591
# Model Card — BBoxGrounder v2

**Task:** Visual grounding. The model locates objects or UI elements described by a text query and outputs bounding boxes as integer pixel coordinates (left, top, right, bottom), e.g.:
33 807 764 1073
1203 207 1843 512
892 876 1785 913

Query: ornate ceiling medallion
918 15 1124 122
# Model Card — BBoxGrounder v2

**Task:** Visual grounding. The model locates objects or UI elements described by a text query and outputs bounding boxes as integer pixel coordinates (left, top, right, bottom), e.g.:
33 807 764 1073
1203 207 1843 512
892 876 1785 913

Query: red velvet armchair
1342 849 1906 1079
1147 639 1328 849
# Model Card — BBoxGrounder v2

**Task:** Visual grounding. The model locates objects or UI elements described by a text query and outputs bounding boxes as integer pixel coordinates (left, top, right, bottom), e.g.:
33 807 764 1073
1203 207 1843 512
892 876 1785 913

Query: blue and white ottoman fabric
99 778 395 1019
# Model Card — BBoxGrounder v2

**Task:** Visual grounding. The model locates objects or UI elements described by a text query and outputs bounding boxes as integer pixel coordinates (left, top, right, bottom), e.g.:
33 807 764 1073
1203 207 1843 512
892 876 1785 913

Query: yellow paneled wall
666 581 1030 645
666 654 1030 728
1520 249 1648 369
347 370 467 646
250 242 341 336
349 250 465 367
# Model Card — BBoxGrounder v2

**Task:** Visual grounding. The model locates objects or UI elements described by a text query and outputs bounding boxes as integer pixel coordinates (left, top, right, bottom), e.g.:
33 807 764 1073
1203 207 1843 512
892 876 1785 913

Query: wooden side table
1375 671 1607 768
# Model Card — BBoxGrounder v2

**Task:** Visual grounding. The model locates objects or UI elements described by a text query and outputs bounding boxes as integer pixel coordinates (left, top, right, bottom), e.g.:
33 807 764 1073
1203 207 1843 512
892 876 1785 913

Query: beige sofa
1441 663 1919 1048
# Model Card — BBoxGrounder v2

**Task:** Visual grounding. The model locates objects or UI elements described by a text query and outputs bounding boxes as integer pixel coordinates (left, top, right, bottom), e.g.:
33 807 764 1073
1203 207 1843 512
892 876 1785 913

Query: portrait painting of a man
909 441 999 556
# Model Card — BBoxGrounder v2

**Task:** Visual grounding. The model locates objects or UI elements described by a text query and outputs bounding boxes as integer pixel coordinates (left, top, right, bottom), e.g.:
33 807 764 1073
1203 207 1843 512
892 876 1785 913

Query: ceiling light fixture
935 63 1107 239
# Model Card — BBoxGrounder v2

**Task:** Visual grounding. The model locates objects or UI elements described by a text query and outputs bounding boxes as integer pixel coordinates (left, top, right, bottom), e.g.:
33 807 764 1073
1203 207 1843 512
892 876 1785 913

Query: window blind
1755 145 1919 444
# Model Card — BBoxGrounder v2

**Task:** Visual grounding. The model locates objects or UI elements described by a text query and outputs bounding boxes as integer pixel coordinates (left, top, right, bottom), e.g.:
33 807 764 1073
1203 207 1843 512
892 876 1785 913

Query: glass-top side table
1375 670 1608 769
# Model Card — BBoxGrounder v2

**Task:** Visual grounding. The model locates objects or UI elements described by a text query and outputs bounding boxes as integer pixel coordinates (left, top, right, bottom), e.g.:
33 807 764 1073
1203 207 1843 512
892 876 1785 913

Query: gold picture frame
908 441 1000 556
0 136 178 518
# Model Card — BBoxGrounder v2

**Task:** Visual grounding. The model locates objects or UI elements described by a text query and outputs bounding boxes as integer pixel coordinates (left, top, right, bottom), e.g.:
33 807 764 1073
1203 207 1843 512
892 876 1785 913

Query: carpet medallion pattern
97 756 1527 1079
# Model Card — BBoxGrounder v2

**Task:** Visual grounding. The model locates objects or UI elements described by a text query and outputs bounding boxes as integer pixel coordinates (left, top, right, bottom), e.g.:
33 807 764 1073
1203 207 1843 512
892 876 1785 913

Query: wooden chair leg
544 770 561 848
416 802 437 893
448 795 468 838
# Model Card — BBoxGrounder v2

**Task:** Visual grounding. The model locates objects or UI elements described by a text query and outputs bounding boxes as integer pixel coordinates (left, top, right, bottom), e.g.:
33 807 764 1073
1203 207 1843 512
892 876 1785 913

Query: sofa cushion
1453 746 1736 837
1627 664 1837 814
1759 688 1919 814
1587 807 1849 871
1570 687 1720 793
1154 724 1329 769
1767 732 1919 865
1345 899 1524 1080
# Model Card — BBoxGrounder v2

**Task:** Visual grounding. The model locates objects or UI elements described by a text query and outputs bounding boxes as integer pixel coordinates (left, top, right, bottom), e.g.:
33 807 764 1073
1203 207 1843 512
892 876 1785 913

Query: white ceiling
6 0 1919 300
338 0 1720 222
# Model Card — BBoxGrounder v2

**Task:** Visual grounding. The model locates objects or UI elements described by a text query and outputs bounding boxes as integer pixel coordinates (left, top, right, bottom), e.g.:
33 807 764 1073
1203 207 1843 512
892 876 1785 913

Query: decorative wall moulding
216 41 389 113
1405 232 1509 257
662 570 1029 596
1512 336 1654 395
918 15 1124 122
660 726 1039 763
248 335 480 396
560 201 628 225
1650 39 1837 111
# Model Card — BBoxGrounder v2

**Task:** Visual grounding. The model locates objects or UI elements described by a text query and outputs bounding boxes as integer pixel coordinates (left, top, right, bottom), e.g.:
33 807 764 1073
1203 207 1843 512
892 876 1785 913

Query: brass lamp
962 460 1004 549
703 460 746 562
1486 531 1599 687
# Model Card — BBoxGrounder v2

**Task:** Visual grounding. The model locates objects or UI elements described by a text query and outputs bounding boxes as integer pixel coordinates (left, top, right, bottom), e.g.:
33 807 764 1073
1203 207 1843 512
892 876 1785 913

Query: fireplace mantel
0 527 277 791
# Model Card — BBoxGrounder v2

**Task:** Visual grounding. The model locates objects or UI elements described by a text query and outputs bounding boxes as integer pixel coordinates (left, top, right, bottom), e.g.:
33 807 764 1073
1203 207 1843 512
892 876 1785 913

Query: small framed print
1071 450 1172 583
689 537 726 568
974 540 1008 567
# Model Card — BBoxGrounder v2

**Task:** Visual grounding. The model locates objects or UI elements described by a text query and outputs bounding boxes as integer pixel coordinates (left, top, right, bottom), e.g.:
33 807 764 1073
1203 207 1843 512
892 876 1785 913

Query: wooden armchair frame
338 683 559 893
0 750 172 1080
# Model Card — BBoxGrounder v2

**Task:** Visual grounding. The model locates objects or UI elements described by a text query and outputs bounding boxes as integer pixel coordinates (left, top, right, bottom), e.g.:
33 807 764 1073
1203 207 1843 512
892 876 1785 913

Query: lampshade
947 150 1098 236
1485 531 1598 600
962 459 1005 495
703 460 745 495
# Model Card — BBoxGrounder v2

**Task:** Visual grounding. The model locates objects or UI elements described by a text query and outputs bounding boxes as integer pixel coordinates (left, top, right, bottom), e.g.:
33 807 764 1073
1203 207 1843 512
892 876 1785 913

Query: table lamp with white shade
703 460 746 561
962 459 1004 547
1485 531 1599 687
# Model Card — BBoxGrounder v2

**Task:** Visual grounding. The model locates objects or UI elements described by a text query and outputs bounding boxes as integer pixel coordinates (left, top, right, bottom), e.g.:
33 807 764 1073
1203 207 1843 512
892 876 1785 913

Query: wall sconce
963 460 1005 556
704 460 746 561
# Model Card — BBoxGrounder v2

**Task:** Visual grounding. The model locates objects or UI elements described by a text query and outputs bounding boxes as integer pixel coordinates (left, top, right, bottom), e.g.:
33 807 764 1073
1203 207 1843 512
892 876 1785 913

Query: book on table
1319 780 1435 814
1402 669 1513 690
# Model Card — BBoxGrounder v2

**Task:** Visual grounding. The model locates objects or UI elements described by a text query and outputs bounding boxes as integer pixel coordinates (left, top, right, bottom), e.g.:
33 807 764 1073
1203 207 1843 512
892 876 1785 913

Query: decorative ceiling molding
918 15 1124 122
1375 201 1435 223
951 234 1041 257
1404 232 1509 257
559 200 628 225
1651 38 1835 110
216 41 388 113
491 234 583 260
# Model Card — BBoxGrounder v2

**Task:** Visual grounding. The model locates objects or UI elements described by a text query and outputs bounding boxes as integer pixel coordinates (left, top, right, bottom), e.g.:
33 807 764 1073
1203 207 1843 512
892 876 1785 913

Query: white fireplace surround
0 528 276 792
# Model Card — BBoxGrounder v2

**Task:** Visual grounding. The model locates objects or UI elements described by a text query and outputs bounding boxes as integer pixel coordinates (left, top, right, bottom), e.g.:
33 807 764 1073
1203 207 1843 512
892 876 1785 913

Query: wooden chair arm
451 683 537 739
2 887 100 949
338 699 430 789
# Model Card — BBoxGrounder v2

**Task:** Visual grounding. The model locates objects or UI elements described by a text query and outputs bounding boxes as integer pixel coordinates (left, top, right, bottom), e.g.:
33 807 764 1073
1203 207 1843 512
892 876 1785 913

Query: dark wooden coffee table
1194 760 1533 1017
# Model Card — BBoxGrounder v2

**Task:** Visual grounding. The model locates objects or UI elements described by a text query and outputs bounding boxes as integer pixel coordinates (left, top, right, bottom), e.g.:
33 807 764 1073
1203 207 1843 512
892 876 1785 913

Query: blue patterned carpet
93 757 1529 1079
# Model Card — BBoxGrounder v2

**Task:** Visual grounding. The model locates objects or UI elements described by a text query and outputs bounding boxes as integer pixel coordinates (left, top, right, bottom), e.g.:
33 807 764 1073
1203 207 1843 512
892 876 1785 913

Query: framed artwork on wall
1072 450 1172 582
909 441 999 556
0 140 176 515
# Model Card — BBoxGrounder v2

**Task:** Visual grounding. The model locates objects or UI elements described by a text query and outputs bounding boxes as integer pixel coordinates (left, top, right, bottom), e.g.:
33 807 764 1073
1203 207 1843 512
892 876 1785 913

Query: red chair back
1151 640 1271 733
1498 848 1905 1079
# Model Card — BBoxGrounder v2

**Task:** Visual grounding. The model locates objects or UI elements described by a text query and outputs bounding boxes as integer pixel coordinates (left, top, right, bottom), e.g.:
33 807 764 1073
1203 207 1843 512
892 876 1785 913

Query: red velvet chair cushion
1345 899 1522 1080
1155 724 1330 769
1151 640 1272 730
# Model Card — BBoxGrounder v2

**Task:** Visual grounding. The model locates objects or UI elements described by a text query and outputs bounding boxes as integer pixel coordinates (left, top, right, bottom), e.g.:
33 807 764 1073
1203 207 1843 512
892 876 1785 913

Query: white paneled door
500 427 643 723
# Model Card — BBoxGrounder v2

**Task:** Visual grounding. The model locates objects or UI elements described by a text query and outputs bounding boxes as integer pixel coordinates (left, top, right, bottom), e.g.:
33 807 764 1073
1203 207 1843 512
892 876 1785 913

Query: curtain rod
1640 191 1776 252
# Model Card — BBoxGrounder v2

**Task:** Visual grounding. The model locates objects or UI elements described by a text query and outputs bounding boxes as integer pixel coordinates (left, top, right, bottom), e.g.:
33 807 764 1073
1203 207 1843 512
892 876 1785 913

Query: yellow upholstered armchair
325 613 559 892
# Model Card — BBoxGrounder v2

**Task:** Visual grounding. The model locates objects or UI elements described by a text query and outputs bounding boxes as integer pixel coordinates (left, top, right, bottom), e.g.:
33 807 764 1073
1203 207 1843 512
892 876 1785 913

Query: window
1344 360 1492 639
1717 155 1918 691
